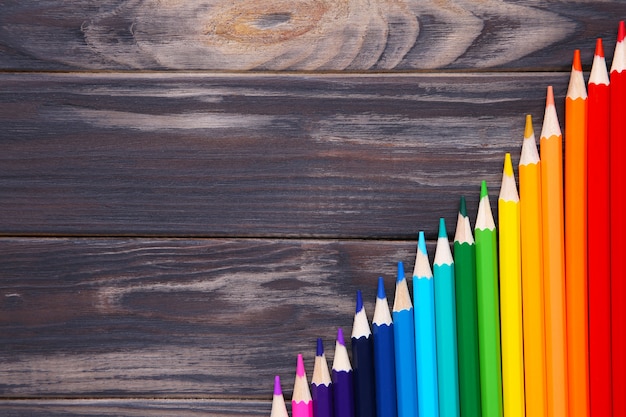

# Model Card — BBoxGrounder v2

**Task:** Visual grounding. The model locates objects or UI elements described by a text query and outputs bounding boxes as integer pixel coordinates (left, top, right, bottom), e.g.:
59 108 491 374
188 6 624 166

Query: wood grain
0 237 425 398
0 1 624 71
0 72 569 240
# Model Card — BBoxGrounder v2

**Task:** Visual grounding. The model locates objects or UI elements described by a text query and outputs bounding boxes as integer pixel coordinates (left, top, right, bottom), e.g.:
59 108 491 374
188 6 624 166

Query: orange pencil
564 49 589 417
587 38 612 417
540 86 568 417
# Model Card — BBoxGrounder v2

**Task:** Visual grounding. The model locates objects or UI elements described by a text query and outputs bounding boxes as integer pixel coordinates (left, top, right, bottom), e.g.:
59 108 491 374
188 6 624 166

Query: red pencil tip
619 21 625 42
595 38 605 58
546 86 555 106
572 50 582 71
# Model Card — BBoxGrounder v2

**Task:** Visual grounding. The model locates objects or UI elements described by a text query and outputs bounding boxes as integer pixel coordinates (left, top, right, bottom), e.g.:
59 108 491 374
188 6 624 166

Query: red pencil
610 20 626 417
587 38 611 417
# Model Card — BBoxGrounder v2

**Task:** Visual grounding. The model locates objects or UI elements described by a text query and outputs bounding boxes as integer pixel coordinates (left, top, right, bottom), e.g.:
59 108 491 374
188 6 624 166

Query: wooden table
1 2 622 415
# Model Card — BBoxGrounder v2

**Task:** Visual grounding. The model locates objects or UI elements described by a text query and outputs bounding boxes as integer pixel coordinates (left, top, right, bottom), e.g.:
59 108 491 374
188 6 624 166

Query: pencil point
397 261 405 283
377 276 386 299
480 180 488 199
595 38 605 58
572 49 582 71
546 86 555 107
459 196 467 217
619 20 625 42
524 115 534 138
316 338 324 356
418 231 427 255
296 354 306 377
274 375 282 396
337 327 345 346
438 217 447 239
356 290 364 313
504 153 514 177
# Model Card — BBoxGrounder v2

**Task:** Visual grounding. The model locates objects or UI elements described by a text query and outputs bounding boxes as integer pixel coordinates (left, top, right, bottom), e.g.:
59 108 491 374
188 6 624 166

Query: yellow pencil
498 152 524 417
540 85 568 417
519 115 548 417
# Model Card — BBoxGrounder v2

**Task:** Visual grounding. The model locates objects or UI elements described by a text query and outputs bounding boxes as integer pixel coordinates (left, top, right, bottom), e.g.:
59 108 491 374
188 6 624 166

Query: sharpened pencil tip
274 375 282 396
438 218 447 239
546 85 555 106
397 261 405 282
337 327 345 346
356 290 363 313
377 276 386 299
573 49 582 71
504 153 513 177
296 354 305 377
418 231 427 254
595 38 605 58
480 180 488 199
524 114 534 138
459 196 467 217
316 338 324 357
619 21 625 42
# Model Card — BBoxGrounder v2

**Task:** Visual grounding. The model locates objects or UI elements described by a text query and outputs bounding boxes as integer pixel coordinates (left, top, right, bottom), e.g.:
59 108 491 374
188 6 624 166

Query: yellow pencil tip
524 114 534 138
504 153 513 176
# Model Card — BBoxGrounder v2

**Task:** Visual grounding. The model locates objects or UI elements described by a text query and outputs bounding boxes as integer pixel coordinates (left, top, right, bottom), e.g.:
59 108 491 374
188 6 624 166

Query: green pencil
475 181 503 417
453 196 482 417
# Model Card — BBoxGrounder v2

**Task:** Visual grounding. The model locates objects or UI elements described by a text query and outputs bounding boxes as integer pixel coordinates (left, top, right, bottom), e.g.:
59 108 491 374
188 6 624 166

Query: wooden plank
0 1 624 71
0 72 568 239
0 237 426 398
0 399 268 416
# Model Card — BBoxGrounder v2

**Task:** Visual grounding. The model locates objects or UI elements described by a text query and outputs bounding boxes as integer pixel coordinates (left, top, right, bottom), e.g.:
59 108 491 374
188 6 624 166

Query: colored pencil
519 114 548 417
540 85 568 417
453 196 482 417
332 328 355 417
587 37 612 417
475 180 503 417
413 230 439 417
372 276 398 417
498 153 524 417
293 354 314 417
611 20 626 416
392 261 419 417
312 338 333 417
565 48 590 417
271 375 290 417
352 290 376 417
433 217 460 417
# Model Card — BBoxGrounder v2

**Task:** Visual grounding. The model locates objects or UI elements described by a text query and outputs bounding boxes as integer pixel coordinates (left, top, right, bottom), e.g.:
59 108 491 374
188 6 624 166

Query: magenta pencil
293 354 313 417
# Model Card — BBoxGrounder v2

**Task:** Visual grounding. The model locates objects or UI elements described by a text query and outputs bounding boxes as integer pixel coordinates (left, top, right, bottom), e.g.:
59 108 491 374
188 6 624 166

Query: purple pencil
332 328 355 417
271 375 290 417
312 338 334 417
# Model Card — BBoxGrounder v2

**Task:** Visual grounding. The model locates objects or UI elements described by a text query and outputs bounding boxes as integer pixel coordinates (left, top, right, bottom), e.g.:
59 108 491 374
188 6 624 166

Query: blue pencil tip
397 261 405 282
438 218 447 238
316 338 324 356
418 231 427 254
377 277 386 299
356 290 363 313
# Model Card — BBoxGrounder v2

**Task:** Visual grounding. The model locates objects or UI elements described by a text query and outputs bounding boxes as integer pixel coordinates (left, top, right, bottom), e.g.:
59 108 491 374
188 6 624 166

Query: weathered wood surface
0 1 624 71
0 237 423 399
1 72 569 240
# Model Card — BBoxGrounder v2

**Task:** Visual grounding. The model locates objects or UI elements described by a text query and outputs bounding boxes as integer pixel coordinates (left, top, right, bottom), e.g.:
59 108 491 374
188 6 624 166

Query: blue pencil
392 261 419 417
413 231 439 417
373 277 398 417
352 290 377 417
332 327 355 417
434 218 460 417
312 338 333 417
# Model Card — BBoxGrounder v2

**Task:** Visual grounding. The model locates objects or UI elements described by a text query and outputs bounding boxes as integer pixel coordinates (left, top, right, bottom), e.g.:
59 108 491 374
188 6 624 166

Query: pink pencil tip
572 49 582 71
274 375 282 396
296 354 305 377
595 38 605 58
546 86 555 106
619 21 625 42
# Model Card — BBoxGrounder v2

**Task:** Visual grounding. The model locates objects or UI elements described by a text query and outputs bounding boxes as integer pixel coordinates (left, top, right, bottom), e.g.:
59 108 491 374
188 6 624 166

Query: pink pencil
293 354 314 417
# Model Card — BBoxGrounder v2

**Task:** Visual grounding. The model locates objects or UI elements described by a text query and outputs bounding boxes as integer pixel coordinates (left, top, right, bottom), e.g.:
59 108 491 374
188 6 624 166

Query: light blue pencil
413 231 439 417
393 261 419 417
434 218 460 417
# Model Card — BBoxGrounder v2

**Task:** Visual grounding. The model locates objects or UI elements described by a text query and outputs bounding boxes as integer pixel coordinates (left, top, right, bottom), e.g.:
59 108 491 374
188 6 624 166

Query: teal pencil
413 231 439 417
434 218 460 417
393 261 419 417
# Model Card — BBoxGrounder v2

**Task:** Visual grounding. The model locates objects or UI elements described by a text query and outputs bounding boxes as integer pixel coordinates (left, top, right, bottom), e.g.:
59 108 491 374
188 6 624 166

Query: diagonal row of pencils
270 20 626 417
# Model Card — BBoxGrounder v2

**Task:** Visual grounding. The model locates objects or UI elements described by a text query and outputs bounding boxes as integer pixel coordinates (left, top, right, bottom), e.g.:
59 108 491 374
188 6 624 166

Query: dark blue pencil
373 276 398 417
352 290 377 417
312 338 333 417
332 327 355 417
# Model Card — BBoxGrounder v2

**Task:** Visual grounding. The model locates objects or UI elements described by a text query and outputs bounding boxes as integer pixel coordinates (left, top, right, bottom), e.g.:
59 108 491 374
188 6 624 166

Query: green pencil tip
438 218 447 238
480 180 488 199
459 196 467 217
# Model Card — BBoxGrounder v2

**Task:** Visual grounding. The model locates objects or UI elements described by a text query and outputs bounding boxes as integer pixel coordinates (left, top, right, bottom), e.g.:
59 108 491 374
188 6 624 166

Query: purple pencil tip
337 327 345 346
316 338 324 356
356 290 364 313
274 375 282 396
